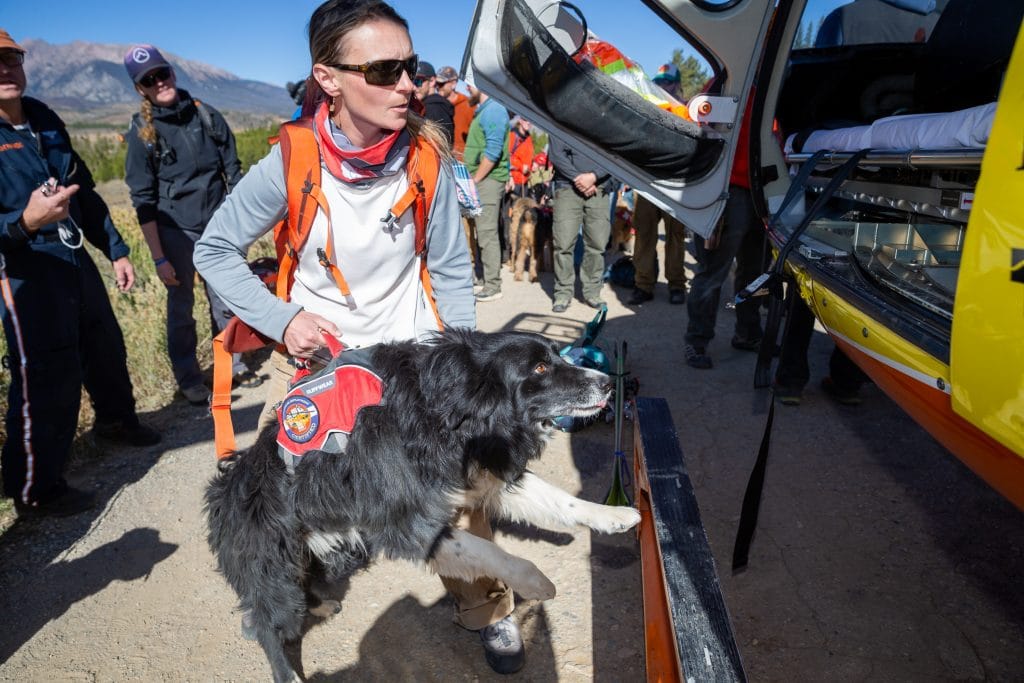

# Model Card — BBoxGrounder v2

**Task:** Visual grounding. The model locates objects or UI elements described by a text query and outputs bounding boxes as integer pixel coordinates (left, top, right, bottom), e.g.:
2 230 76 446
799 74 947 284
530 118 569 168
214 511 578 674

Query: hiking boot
475 287 503 303
585 298 607 310
552 300 569 313
181 384 211 406
93 420 162 447
627 288 654 305
821 377 863 406
14 486 96 519
669 288 687 305
684 343 713 369
730 335 762 351
731 335 781 356
773 381 803 406
233 370 264 389
480 615 525 675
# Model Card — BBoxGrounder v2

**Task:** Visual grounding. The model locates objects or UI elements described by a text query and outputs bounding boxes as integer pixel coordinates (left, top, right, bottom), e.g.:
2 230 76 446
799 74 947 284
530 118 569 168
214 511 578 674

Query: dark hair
301 0 408 115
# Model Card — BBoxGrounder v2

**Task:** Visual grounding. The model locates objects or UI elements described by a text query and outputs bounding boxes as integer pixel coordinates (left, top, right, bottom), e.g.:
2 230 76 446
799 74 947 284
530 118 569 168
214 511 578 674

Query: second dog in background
507 197 550 282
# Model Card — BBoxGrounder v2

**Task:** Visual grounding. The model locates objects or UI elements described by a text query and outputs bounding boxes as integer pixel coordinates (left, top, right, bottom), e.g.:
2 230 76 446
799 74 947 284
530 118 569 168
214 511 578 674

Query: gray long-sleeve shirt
193 142 475 344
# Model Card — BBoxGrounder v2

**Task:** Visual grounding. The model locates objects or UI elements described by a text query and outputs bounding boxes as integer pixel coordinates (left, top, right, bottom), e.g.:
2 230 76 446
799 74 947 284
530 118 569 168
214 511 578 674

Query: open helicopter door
462 0 775 238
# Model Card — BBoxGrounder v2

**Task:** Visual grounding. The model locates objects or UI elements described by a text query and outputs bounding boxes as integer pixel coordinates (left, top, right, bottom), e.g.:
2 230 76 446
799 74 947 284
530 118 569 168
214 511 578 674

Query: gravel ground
1 234 1022 681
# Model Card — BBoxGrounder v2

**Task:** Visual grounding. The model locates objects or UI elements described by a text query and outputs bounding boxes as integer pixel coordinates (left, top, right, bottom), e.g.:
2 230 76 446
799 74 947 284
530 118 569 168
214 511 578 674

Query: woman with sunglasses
194 0 518 674
122 44 253 406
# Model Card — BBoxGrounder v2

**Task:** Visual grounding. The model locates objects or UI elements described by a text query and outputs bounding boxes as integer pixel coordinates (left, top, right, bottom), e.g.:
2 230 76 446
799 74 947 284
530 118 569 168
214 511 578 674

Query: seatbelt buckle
734 271 779 305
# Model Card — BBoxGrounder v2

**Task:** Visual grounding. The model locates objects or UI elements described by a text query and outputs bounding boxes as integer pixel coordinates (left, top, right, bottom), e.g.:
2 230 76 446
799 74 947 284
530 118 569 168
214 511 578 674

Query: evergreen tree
672 49 711 101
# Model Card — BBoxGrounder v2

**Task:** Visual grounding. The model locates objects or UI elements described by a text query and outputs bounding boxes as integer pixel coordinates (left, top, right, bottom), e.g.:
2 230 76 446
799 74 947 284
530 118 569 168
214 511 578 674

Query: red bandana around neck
314 102 409 183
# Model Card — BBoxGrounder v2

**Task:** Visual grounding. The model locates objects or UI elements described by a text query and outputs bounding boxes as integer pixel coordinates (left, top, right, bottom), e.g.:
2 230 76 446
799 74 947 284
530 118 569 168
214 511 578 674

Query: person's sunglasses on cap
326 55 418 86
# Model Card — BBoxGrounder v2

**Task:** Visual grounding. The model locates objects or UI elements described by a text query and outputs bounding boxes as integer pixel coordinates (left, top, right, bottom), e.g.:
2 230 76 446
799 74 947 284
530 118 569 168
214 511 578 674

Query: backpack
211 118 443 458
604 254 637 288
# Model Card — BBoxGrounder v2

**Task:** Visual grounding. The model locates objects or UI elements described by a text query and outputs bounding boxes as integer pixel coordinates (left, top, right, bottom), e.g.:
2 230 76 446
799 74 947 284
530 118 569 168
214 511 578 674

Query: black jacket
124 89 242 232
0 97 129 262
548 137 616 196
422 93 455 148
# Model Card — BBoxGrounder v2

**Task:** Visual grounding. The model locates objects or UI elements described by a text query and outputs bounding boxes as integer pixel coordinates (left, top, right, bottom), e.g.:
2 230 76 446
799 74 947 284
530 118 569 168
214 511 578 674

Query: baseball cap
533 152 548 167
436 66 458 83
0 29 25 53
652 63 681 84
124 45 172 83
415 61 436 79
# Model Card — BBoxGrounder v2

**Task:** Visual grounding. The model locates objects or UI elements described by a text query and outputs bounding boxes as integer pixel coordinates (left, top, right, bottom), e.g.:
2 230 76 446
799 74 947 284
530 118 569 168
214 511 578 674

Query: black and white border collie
205 329 640 682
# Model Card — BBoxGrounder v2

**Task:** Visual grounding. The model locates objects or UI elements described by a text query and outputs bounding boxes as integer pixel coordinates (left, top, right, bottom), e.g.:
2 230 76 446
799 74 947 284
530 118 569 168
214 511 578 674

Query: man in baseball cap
436 65 459 85
414 61 454 147
0 28 162 517
123 44 172 83
651 62 682 99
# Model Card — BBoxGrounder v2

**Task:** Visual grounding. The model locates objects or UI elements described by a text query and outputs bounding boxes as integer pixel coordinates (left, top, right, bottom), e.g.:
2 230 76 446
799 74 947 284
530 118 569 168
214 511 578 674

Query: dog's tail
204 425 306 641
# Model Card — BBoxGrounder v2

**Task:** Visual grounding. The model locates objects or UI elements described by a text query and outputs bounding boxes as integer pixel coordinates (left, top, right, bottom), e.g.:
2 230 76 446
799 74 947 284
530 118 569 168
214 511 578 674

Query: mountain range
20 39 295 126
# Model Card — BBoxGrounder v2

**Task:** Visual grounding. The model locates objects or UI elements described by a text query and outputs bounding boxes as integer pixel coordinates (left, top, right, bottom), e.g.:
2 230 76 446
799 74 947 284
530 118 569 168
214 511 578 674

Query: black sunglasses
0 51 25 68
139 66 172 88
326 55 418 86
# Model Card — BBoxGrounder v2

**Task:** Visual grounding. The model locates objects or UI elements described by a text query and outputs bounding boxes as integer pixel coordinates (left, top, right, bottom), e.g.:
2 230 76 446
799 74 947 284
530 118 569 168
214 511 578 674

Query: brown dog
507 196 541 282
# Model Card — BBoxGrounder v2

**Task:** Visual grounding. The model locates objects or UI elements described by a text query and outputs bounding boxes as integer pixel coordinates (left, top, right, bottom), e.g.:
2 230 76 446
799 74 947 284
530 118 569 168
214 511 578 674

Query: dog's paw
588 505 642 534
507 558 556 601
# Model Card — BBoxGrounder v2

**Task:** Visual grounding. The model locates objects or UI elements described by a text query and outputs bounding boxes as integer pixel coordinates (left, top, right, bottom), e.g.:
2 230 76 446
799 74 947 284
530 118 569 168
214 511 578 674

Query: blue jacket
0 97 129 262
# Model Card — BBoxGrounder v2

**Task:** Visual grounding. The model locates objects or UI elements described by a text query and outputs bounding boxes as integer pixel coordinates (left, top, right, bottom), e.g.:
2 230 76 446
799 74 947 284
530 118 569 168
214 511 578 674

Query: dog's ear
420 335 512 431
419 341 483 430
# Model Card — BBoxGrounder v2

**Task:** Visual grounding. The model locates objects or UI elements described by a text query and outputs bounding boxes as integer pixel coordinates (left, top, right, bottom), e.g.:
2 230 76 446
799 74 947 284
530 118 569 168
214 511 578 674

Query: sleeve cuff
6 215 30 244
135 205 157 225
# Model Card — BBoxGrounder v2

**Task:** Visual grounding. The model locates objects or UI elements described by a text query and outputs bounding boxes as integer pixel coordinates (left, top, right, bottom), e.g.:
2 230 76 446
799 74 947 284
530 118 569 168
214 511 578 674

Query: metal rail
785 148 983 169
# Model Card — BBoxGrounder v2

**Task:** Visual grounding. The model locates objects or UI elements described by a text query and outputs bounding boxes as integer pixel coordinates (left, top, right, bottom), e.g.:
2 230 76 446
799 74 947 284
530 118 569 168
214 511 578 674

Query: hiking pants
551 186 611 304
475 177 505 292
161 227 241 390
685 185 768 347
632 195 688 293
1 247 138 505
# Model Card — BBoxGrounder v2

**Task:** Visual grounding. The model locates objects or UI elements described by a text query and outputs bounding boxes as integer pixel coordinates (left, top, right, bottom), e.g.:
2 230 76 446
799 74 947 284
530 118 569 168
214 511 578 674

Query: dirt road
1 250 1022 681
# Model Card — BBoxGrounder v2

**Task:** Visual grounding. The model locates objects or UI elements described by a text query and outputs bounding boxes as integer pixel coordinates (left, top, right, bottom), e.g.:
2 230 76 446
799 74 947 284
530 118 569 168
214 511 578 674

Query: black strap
732 398 774 572
737 148 873 571
754 149 870 387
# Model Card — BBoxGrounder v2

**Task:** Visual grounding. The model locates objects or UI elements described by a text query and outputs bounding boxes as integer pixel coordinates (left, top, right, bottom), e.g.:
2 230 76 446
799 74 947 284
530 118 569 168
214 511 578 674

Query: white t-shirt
289 169 439 348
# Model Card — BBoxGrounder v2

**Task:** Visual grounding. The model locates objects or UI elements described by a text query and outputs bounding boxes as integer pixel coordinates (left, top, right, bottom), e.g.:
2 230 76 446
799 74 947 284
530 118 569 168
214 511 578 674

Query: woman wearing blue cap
122 44 255 404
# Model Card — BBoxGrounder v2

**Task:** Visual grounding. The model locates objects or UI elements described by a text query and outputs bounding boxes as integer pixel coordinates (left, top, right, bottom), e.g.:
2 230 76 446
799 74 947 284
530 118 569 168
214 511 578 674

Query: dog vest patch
276 347 384 469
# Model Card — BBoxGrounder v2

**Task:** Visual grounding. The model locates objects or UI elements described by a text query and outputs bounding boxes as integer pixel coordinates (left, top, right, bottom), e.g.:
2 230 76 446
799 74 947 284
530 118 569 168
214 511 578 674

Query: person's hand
112 257 135 292
572 172 598 195
155 259 180 286
283 311 341 359
20 179 80 234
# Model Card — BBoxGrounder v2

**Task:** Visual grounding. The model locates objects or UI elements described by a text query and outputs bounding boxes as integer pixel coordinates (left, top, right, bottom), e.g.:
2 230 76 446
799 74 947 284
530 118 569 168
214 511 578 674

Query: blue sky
2 0 710 88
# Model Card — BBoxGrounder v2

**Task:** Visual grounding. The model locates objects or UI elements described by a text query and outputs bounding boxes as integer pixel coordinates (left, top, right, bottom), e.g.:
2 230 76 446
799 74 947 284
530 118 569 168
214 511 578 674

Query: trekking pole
604 341 631 506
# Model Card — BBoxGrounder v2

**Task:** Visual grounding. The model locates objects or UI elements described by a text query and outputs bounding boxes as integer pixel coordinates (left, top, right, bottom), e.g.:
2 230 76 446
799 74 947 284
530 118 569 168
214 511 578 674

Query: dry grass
0 202 275 523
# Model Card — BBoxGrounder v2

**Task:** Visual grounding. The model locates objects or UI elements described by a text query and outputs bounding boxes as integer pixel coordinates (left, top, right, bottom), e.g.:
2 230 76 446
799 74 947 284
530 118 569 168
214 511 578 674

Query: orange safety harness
211 118 444 458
